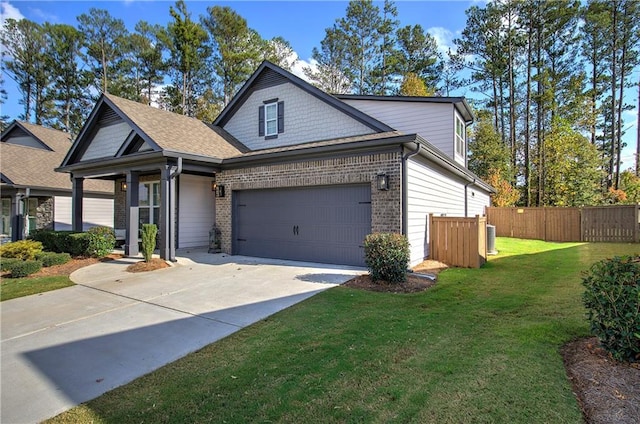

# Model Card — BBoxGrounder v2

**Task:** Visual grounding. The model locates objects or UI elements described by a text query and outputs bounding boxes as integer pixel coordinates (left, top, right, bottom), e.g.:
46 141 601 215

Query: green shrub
35 252 71 267
141 224 157 263
363 233 410 284
7 260 42 278
0 240 43 260
582 255 640 362
1 257 23 272
67 233 91 257
30 230 82 255
86 226 116 258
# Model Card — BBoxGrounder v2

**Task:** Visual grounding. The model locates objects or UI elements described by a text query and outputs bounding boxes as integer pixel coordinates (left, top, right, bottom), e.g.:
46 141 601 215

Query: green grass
47 239 639 423
0 275 74 301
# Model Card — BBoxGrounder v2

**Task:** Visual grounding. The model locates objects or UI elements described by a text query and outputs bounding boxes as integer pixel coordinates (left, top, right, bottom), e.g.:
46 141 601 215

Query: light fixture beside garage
376 173 389 191
211 180 217 192
120 181 127 191
216 185 225 197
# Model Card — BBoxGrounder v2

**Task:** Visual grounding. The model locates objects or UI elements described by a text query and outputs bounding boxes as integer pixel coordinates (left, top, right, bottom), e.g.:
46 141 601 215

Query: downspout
464 179 476 218
168 157 183 262
401 142 421 235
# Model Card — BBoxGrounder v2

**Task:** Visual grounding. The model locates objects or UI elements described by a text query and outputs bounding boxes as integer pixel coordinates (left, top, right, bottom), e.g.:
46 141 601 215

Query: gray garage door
233 185 371 266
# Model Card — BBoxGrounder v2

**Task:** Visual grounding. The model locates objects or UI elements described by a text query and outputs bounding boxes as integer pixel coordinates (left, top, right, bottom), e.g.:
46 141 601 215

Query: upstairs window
455 115 465 158
258 100 285 139
265 102 278 136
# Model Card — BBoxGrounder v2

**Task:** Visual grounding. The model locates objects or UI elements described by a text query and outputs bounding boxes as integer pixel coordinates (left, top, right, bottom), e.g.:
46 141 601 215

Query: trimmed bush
35 252 72 267
30 230 81 254
7 260 42 278
364 233 410 284
1 257 23 272
67 233 91 257
141 224 158 263
86 226 116 258
0 240 43 260
582 255 640 362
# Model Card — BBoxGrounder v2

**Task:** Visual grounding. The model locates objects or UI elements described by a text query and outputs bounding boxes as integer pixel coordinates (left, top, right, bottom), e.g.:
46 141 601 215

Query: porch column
158 164 176 261
125 172 140 257
72 177 84 232
10 194 23 242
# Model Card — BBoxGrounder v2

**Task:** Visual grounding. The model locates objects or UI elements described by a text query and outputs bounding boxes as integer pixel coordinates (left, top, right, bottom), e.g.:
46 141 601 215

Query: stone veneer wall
215 151 402 254
36 197 54 230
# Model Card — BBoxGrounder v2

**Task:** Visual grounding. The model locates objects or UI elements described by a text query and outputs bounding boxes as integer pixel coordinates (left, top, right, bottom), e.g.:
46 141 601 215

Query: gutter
401 142 421 235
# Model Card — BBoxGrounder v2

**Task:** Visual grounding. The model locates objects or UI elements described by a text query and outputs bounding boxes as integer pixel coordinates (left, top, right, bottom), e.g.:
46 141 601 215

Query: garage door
234 185 371 266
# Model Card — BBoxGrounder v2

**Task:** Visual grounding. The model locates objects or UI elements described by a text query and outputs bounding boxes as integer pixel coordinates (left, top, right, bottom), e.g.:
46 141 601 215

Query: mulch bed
343 259 447 294
1 254 122 279
126 258 170 273
562 337 640 424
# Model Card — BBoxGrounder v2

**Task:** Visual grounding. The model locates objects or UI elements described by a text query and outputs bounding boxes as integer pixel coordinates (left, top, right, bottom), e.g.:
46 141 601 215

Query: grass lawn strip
46 239 638 423
0 276 74 301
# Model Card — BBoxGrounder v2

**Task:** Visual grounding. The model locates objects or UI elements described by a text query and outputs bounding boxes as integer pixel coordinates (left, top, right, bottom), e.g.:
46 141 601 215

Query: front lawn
47 239 639 423
0 276 74 301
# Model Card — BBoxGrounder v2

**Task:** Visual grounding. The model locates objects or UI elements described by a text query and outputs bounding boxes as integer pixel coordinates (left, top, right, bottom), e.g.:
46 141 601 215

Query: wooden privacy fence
486 205 640 243
429 214 487 268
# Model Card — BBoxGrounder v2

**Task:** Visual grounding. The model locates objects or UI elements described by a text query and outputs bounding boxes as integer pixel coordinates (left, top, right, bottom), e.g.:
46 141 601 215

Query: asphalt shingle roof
1 122 113 194
105 94 248 159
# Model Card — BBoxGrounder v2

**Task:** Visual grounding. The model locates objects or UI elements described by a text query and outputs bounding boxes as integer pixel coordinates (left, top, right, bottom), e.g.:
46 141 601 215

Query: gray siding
406 155 490 266
3 135 47 149
223 83 375 150
53 196 114 231
178 174 215 248
340 99 465 164
81 122 131 161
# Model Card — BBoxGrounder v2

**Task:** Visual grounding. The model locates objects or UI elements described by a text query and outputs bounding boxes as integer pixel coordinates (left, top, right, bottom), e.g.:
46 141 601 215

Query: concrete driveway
1 249 363 423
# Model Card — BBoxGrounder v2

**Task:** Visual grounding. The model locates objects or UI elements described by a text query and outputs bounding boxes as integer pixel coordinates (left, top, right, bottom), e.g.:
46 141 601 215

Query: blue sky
1 0 638 167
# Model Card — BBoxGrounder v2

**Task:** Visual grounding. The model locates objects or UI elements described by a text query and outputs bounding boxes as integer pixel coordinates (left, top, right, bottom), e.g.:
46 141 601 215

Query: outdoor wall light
120 181 127 191
376 173 389 191
216 185 225 198
211 181 217 192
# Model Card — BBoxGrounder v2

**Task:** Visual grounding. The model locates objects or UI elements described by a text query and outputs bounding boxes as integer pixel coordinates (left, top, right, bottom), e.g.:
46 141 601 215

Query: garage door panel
234 185 370 266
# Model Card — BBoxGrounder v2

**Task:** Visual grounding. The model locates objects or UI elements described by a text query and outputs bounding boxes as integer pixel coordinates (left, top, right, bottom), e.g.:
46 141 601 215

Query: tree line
2 0 639 207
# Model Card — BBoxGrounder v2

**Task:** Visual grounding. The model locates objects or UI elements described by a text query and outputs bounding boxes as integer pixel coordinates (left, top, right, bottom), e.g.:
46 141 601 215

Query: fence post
635 205 639 243
429 214 434 260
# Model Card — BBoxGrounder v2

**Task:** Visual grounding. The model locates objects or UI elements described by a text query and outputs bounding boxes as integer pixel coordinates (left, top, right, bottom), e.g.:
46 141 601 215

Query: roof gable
1 120 73 151
62 94 247 168
214 61 393 133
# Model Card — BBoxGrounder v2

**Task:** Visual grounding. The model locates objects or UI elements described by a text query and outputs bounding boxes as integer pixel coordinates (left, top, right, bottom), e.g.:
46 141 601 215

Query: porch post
158 164 176 261
71 177 84 232
125 172 140 257
10 194 23 241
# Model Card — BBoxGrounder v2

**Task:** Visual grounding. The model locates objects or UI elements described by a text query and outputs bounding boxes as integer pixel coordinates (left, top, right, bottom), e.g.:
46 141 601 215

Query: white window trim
455 115 465 159
139 181 160 226
265 102 278 137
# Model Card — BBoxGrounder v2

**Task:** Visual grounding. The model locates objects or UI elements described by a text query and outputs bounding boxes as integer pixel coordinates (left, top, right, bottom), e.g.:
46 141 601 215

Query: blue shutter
277 101 284 134
258 105 265 136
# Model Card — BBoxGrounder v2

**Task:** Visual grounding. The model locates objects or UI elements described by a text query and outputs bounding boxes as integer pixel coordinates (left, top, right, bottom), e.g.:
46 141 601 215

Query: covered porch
64 152 219 261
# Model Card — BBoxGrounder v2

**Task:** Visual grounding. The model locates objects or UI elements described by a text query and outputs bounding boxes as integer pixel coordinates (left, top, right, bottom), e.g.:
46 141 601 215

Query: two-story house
1 121 114 242
57 61 493 267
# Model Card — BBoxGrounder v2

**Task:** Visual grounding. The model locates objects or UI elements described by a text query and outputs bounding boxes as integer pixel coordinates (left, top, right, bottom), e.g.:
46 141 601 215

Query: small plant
141 224 158 263
364 233 410 284
68 233 91 257
86 226 116 258
0 240 43 260
35 252 71 267
7 260 42 278
582 255 640 362
1 257 23 272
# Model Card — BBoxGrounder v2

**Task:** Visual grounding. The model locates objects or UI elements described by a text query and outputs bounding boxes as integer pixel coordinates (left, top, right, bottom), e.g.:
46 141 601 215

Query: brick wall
216 151 402 254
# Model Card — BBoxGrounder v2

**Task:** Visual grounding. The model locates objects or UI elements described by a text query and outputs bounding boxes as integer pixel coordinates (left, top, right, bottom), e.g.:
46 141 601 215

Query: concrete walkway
1 250 363 423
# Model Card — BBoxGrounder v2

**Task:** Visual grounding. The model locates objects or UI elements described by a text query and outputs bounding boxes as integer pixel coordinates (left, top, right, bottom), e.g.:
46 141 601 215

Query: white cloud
1 1 24 27
27 6 58 22
287 50 316 83
427 26 457 56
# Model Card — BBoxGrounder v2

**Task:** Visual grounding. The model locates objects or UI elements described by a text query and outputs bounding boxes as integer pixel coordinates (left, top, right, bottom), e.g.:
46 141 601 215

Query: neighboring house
57 61 493 267
1 121 114 242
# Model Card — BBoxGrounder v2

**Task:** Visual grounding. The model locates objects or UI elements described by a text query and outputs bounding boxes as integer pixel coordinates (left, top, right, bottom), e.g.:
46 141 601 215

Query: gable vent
98 108 121 127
